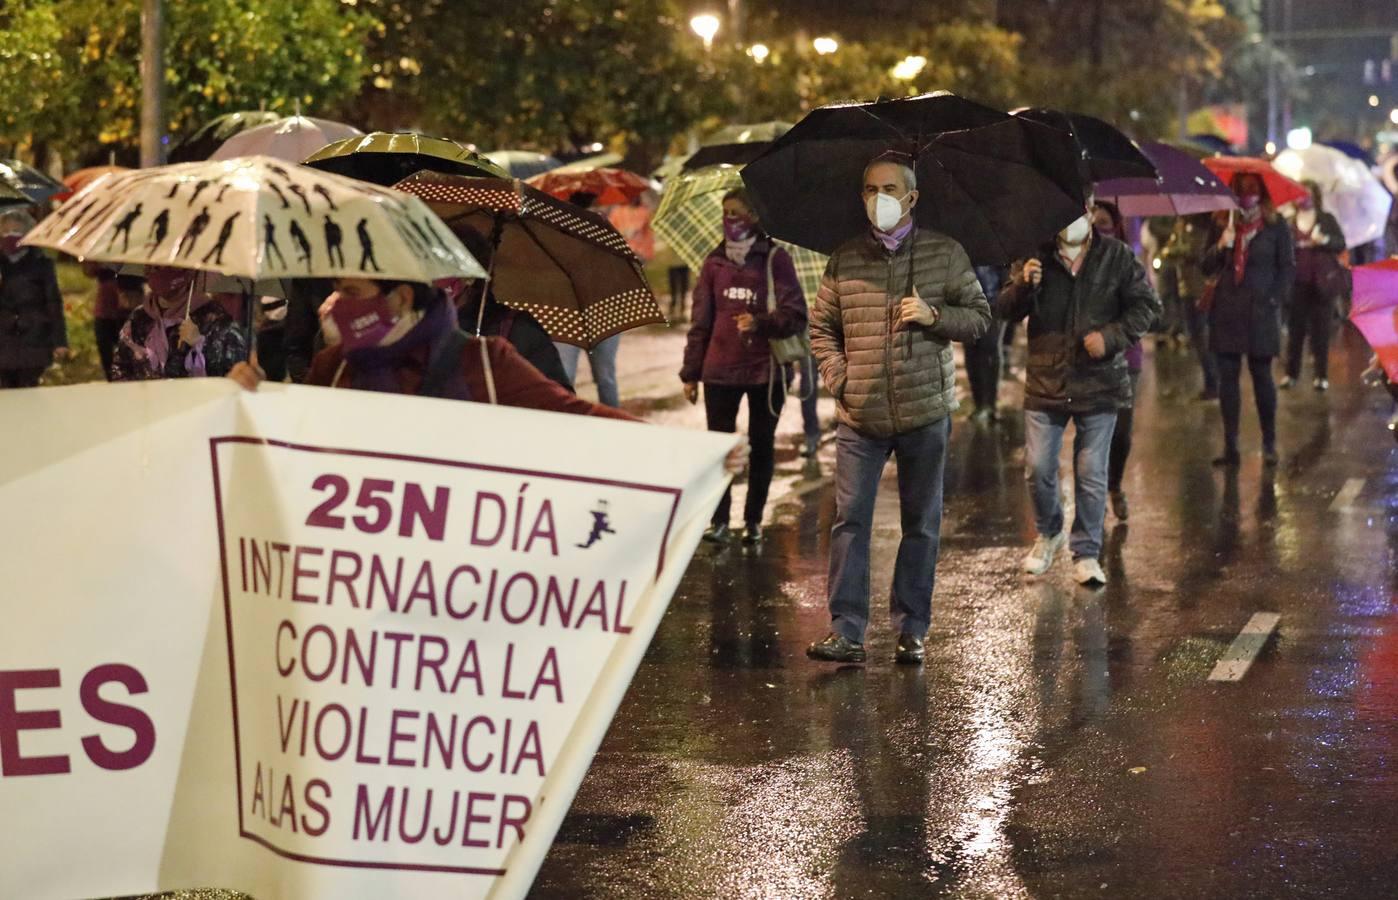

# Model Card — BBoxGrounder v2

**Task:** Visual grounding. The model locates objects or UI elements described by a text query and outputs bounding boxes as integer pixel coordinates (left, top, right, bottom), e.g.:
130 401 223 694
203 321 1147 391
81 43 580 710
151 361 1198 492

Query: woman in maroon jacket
680 189 807 546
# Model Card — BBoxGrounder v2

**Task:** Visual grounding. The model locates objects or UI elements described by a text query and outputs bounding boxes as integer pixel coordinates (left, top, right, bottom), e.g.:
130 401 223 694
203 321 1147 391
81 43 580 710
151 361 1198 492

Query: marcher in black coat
0 210 67 388
1203 173 1296 466
1282 180 1347 391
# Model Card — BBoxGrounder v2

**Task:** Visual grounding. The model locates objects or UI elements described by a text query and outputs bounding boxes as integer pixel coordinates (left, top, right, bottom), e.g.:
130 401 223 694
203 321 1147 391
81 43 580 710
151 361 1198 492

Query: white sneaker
1023 531 1067 575
1073 557 1108 586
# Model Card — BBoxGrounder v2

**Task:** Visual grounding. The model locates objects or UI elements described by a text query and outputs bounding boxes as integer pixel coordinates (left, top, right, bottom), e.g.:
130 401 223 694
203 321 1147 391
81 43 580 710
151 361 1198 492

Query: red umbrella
528 167 651 207
1350 259 1398 381
55 166 129 202
1201 156 1309 208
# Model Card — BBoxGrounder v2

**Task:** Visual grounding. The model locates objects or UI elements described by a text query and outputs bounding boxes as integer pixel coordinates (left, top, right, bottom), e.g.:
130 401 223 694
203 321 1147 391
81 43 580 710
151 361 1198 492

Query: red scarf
1233 209 1264 285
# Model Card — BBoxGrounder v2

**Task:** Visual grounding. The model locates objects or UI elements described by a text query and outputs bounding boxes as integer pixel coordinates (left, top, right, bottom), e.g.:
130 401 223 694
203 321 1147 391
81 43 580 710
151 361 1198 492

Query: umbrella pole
476 214 505 337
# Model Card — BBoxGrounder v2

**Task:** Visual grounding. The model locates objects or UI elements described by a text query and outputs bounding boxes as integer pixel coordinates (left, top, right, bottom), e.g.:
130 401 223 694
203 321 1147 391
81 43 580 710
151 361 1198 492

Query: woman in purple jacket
681 189 808 546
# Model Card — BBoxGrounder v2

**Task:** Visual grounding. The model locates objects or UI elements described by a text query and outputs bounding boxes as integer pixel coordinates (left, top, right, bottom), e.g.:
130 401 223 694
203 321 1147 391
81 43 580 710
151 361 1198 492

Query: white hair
0 208 36 232
864 157 917 193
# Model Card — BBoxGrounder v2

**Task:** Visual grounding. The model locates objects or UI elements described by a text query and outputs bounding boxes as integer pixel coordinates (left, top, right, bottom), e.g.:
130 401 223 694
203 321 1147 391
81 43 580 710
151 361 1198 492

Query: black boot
895 633 925 665
702 523 731 544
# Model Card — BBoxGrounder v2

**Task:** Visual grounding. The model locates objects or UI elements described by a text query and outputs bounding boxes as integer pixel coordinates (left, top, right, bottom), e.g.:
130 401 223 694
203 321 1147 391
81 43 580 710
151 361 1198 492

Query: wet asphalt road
530 330 1398 900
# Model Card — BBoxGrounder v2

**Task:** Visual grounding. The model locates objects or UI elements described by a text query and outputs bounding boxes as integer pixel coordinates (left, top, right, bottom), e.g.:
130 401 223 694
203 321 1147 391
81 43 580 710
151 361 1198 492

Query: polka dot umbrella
394 171 664 349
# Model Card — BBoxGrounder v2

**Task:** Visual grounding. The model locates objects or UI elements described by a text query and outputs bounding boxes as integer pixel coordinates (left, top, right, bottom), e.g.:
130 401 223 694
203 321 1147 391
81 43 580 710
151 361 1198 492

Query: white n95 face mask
866 192 908 232
1059 215 1092 246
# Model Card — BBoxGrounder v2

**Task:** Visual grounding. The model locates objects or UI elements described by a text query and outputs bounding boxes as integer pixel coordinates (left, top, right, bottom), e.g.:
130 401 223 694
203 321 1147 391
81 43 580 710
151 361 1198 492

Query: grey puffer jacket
809 229 991 438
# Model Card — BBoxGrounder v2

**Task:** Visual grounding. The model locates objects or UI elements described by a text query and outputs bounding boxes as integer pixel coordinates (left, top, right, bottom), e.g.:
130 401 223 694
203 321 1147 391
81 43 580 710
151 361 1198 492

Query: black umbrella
0 160 64 203
167 110 281 163
681 121 794 171
1012 108 1157 181
303 133 507 186
741 92 1088 265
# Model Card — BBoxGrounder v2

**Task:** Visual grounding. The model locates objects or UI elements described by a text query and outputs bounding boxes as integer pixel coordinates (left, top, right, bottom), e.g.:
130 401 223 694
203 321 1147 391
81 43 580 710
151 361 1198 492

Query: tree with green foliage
0 0 377 165
350 0 712 163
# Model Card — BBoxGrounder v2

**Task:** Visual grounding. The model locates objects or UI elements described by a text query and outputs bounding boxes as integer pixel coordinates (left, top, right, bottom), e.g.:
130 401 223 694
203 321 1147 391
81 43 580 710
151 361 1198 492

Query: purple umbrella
1094 142 1237 217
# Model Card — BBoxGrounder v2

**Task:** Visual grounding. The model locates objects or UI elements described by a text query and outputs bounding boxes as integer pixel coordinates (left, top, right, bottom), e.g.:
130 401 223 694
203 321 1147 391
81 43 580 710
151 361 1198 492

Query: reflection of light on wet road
661 752 860 899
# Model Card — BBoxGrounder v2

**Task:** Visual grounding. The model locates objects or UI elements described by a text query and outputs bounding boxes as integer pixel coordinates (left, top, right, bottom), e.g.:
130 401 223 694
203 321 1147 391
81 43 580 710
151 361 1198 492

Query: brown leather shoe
806 633 866 664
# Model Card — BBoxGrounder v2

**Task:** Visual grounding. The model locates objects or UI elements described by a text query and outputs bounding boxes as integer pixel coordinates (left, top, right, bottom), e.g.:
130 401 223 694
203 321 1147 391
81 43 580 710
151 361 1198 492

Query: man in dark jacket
997 204 1160 586
0 210 67 388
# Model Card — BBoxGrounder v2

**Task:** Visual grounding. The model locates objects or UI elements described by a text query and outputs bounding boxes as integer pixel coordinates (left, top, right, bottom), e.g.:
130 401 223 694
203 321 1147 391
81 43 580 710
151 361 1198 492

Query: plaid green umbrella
653 164 827 301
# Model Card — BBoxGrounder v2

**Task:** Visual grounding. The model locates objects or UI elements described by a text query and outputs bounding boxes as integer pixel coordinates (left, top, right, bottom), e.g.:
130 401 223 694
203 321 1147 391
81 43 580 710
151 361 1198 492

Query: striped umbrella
653 164 827 301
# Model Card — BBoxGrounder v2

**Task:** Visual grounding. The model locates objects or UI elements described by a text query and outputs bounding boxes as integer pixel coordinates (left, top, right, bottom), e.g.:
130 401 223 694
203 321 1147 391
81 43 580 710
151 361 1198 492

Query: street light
748 43 770 64
891 55 927 81
690 13 720 51
813 36 839 56
1391 108 1398 126
1370 95 1381 108
1286 127 1312 150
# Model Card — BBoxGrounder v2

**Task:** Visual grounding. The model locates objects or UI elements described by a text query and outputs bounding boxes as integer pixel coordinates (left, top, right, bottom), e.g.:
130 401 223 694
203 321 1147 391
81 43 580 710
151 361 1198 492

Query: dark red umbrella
527 167 651 207
1202 156 1309 208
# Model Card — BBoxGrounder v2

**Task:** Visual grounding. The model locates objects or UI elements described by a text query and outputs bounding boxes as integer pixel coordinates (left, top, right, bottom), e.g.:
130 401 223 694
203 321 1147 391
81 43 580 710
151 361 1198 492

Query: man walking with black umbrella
806 154 992 665
996 199 1160 586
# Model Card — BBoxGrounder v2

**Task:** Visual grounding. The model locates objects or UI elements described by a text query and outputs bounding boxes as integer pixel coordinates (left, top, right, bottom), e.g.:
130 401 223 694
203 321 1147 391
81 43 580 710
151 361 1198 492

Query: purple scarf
344 297 459 395
128 294 213 377
874 219 915 252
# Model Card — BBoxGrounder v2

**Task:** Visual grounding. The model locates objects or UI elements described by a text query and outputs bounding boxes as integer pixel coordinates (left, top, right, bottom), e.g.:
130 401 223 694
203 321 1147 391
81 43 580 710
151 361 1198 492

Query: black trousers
1216 353 1277 454
94 317 125 381
668 266 691 319
1285 283 1333 381
0 367 45 388
705 381 785 528
966 321 1006 411
1108 370 1141 492
257 325 287 383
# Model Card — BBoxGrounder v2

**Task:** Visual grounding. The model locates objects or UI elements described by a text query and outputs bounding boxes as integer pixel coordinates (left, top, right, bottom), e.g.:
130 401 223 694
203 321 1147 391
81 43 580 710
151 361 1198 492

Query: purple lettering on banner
326 550 363 607
0 669 70 777
387 710 419 767
462 715 494 773
314 703 352 761
400 483 449 541
210 435 686 876
367 555 404 612
398 786 432 844
301 625 337 683
352 479 395 534
306 474 350 530
498 794 532 848
462 791 493 849
613 580 634 634
444 565 479 620
275 621 297 677
353 784 394 841
414 636 450 692
470 492 506 547
79 663 156 771
291 546 325 604
403 562 438 616
303 779 333 837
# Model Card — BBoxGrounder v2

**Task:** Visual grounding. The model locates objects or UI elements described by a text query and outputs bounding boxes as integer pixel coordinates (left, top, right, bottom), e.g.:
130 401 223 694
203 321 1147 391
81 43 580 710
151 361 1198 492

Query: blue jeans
1024 409 1116 561
828 418 951 643
554 334 621 408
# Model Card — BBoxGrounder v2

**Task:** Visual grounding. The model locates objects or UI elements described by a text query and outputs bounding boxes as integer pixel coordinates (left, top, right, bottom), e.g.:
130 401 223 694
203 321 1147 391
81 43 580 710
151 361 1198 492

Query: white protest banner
0 379 732 900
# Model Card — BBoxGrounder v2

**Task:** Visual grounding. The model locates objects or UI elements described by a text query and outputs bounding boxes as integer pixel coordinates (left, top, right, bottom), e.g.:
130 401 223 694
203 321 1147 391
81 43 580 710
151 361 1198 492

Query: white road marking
1208 612 1282 682
1329 478 1366 512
